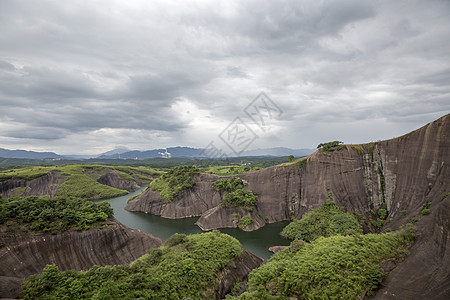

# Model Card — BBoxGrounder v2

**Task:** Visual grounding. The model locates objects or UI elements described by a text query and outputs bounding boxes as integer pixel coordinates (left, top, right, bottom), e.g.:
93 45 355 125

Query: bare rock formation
0 167 148 199
126 173 223 218
127 115 449 233
125 115 449 299
0 171 65 199
268 246 288 254
0 221 163 298
213 250 263 299
96 169 140 191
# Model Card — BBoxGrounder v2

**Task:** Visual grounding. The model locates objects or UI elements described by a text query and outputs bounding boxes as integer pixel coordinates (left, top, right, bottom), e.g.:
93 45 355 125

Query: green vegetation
421 200 431 215
231 226 415 299
57 173 128 200
317 141 344 152
350 144 365 153
239 216 254 228
0 166 55 180
213 178 257 211
0 164 161 201
281 200 363 242
409 217 419 223
442 192 449 200
421 209 431 216
23 231 243 299
202 165 260 176
0 156 290 171
0 196 113 234
213 177 244 191
149 166 200 202
282 157 307 169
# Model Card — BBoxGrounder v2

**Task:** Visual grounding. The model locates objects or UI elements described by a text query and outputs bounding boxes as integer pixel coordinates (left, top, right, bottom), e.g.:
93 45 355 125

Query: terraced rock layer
0 221 163 298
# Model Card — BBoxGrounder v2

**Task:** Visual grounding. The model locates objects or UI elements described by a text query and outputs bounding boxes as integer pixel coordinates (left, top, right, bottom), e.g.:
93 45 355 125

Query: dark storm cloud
0 0 449 153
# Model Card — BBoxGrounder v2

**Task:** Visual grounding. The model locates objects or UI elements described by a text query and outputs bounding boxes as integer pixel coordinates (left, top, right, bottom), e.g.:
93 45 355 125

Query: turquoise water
96 187 290 260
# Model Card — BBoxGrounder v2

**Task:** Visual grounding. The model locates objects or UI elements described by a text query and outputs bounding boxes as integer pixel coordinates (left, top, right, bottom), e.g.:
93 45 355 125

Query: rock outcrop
96 169 140 191
213 250 263 299
0 171 65 199
126 115 449 233
125 114 449 299
0 167 149 199
0 221 163 298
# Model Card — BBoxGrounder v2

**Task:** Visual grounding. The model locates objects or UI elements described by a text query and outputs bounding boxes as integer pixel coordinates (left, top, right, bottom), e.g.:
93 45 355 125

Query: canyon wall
127 115 448 234
0 221 164 298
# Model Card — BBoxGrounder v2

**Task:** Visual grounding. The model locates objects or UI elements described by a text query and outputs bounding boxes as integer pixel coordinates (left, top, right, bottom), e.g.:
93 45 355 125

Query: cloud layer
0 0 449 154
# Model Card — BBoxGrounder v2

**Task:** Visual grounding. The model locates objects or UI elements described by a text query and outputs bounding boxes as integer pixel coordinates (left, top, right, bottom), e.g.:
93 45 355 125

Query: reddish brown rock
0 221 163 298
0 171 65 199
96 169 140 191
126 114 449 299
212 250 263 299
268 246 288 254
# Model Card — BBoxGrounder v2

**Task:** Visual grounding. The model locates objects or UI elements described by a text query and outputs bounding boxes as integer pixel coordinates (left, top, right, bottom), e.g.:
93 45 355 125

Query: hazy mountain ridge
0 148 63 159
98 146 314 159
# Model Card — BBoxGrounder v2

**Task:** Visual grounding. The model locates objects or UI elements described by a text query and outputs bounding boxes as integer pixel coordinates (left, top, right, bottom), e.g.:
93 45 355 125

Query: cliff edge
0 220 163 298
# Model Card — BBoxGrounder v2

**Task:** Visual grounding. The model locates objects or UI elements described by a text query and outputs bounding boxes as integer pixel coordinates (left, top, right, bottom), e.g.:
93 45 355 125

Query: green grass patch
213 178 257 211
282 157 307 169
202 165 260 176
281 200 363 242
0 196 113 234
0 166 56 180
350 144 364 153
149 166 200 202
0 165 143 200
232 226 416 299
114 170 135 182
22 231 243 299
10 186 29 197
56 173 128 200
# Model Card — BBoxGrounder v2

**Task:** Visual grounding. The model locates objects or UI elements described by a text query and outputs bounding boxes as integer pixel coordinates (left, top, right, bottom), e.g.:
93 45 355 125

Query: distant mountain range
0 146 314 160
97 146 314 159
0 148 63 159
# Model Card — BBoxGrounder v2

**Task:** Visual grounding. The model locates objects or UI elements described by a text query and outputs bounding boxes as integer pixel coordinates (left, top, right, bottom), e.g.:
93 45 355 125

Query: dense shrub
213 177 244 192
231 227 416 299
239 216 254 228
281 200 363 242
0 196 113 234
204 165 260 175
149 166 200 202
213 178 257 210
317 141 344 152
22 231 243 299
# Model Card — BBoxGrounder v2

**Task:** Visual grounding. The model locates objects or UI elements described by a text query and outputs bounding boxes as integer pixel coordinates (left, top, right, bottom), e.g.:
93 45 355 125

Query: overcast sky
0 0 449 155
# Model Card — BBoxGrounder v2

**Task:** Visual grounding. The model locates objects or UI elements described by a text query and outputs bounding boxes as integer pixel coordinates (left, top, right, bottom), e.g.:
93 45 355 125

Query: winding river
97 187 290 260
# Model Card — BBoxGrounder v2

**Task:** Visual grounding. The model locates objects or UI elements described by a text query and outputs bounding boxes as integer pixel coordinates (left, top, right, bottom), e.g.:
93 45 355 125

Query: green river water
97 187 290 260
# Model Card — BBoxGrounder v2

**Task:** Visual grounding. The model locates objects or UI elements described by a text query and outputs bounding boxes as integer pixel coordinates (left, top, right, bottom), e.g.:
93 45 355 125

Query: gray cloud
0 0 449 154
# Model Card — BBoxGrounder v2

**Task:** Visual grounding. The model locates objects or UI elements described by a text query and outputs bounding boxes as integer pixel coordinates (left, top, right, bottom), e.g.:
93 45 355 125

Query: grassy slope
0 165 161 200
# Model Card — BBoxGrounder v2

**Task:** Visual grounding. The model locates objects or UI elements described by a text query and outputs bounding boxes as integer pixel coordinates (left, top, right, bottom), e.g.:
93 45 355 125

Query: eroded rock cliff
127 115 448 234
0 167 148 199
0 171 65 199
0 221 163 298
125 115 449 299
